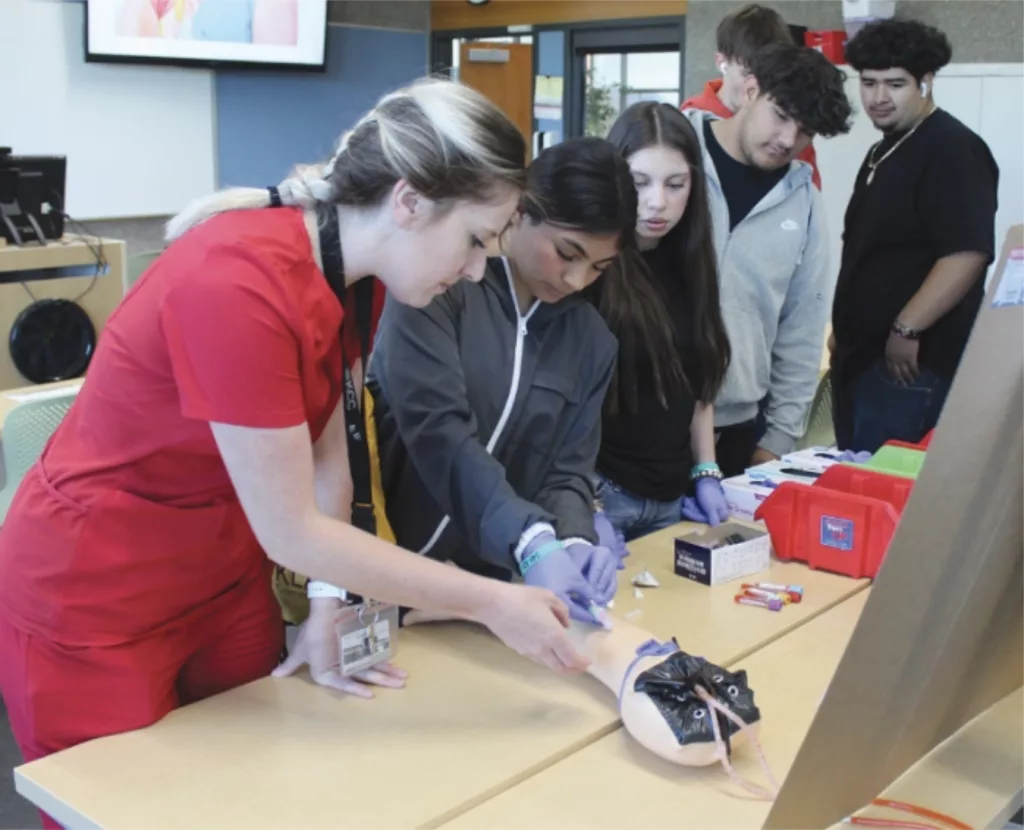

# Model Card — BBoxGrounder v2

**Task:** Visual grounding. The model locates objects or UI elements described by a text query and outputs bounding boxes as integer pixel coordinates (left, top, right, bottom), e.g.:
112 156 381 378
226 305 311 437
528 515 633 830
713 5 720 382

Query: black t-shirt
832 109 999 381
704 119 787 230
597 244 704 502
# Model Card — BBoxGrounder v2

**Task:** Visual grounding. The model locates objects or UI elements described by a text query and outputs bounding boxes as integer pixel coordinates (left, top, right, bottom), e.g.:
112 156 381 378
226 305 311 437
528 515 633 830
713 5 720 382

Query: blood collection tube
734 594 782 612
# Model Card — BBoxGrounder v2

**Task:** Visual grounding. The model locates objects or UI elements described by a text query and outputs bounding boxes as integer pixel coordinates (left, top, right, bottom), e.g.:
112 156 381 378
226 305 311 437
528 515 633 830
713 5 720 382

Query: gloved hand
837 449 873 463
565 542 618 606
595 510 629 569
681 478 730 526
520 533 597 624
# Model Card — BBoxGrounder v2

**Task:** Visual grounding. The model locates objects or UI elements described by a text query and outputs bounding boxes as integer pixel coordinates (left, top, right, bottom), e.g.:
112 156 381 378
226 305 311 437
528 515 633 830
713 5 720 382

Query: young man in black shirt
831 18 999 452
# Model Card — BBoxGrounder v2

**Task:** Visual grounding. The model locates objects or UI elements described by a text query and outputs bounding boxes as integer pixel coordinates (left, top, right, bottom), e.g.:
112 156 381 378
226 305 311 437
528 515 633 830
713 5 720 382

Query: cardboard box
674 521 772 587
722 475 775 522
747 459 825 485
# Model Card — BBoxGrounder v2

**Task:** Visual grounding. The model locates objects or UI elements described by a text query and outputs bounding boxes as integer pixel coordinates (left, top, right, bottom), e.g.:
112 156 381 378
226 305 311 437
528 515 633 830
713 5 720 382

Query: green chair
797 369 835 450
126 250 162 292
0 389 79 522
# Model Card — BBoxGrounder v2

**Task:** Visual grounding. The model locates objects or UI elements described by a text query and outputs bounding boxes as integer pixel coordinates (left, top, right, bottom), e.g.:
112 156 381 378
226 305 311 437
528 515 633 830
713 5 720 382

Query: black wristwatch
891 319 923 340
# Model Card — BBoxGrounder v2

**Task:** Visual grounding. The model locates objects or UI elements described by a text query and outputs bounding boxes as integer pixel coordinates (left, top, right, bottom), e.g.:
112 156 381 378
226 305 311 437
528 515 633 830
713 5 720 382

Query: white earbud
920 81 929 96
719 62 728 75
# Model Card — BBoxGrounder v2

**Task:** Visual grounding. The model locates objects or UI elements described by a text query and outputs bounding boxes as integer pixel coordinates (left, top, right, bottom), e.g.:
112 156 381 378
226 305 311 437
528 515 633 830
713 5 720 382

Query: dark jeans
595 474 681 542
834 358 952 453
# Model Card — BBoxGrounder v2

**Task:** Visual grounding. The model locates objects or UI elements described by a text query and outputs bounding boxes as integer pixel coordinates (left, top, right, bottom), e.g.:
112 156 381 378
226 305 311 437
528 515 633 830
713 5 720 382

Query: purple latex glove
521 533 597 624
837 449 873 463
681 478 730 526
595 510 629 570
565 542 619 606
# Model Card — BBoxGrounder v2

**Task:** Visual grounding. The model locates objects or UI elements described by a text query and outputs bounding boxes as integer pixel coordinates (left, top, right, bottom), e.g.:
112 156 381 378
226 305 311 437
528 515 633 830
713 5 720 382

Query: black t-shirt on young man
832 109 999 383
598 244 705 503
703 119 787 230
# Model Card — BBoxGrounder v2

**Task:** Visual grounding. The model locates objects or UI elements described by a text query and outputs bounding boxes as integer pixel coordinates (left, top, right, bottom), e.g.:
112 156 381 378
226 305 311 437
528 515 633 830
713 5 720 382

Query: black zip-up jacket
366 257 617 577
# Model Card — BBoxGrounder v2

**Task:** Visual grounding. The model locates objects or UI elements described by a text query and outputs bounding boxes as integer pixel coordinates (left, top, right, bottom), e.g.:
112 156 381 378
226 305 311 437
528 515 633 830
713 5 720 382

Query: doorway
565 18 685 138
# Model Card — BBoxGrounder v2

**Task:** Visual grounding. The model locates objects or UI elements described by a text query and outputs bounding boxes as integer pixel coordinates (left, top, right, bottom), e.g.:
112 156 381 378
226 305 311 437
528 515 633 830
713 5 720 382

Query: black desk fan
2 158 98 384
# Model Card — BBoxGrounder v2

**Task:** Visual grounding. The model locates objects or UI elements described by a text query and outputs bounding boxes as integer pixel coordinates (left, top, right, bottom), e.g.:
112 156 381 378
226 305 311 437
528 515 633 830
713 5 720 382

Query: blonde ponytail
165 77 526 244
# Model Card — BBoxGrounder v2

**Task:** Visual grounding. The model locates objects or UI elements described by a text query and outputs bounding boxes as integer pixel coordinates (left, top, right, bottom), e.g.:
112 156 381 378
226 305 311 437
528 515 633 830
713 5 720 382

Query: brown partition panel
765 225 1024 828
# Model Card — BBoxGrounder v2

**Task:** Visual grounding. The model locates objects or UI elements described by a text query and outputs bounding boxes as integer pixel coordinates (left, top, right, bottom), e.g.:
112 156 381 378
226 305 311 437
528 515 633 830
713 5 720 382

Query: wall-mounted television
85 0 328 71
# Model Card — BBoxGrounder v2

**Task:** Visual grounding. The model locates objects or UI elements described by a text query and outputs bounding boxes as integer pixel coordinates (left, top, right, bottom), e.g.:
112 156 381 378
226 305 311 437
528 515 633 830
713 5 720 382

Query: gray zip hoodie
684 108 833 457
367 257 617 576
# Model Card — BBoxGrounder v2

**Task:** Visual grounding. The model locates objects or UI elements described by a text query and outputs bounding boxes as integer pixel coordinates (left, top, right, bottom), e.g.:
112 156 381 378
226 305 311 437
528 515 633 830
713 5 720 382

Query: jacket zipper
417 258 540 556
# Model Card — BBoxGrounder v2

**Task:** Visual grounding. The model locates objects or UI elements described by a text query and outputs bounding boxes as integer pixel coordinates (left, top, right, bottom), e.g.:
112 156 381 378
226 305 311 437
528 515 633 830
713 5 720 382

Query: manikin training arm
402 609 767 777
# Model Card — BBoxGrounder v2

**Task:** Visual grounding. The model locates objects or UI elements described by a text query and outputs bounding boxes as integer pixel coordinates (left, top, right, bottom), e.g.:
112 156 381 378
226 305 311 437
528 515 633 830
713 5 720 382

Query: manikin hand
681 479 730 527
272 597 407 698
565 542 618 606
521 533 599 624
885 332 920 385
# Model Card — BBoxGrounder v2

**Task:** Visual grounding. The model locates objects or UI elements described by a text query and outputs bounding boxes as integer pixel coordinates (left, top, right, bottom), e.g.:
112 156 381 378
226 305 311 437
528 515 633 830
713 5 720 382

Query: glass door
567 18 685 139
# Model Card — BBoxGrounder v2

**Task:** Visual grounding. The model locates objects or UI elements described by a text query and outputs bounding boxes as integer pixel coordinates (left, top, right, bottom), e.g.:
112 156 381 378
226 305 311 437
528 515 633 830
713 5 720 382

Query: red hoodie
681 79 822 190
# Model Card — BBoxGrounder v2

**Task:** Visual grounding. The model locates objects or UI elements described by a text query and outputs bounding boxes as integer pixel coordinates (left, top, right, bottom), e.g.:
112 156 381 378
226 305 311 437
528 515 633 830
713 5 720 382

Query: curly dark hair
746 43 853 138
845 18 953 82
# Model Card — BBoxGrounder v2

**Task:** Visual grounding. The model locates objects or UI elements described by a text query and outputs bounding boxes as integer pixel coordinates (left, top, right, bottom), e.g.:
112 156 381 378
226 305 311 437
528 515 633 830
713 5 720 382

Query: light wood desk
613 522 869 661
14 524 869 830
0 234 125 389
826 686 1023 830
441 589 872 830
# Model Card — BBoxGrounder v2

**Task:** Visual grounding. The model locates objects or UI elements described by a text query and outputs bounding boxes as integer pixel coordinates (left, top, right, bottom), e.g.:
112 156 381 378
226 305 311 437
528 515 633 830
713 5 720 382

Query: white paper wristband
306 580 348 600
513 522 557 565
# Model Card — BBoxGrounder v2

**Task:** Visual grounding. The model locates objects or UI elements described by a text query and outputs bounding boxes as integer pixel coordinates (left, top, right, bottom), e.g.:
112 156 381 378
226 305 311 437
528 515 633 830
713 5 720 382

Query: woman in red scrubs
0 79 589 809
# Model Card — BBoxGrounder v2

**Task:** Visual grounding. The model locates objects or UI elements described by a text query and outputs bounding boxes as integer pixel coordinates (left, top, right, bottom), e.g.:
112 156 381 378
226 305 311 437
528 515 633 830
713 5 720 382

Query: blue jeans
841 359 952 453
595 475 681 542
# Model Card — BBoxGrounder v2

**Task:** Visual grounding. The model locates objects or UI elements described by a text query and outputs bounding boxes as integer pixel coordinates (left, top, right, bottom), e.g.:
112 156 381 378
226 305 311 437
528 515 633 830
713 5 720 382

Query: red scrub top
0 207 384 647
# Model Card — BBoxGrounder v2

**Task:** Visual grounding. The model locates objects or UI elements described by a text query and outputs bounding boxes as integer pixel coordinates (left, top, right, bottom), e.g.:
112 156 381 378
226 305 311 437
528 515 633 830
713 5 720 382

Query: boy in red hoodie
681 3 822 189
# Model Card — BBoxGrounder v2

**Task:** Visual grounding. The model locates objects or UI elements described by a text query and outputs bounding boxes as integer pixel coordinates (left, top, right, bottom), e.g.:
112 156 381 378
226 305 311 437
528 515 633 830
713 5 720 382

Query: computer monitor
0 150 67 245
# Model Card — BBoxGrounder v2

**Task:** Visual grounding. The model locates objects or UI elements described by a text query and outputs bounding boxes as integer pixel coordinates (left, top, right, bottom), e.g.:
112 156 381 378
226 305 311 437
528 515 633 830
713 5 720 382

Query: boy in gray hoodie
683 43 852 475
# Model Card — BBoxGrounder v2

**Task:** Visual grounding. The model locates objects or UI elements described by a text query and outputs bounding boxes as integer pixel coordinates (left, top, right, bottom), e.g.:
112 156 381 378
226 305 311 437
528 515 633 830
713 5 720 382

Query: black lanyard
316 204 377 536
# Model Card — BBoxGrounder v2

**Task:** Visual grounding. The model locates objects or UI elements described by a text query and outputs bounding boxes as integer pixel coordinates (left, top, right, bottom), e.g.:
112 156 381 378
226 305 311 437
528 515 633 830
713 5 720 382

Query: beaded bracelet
519 540 564 575
691 462 723 481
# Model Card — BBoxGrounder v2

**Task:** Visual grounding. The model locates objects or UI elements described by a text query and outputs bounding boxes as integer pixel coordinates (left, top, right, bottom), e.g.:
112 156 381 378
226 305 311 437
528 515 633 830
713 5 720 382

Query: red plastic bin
754 482 900 579
814 464 914 514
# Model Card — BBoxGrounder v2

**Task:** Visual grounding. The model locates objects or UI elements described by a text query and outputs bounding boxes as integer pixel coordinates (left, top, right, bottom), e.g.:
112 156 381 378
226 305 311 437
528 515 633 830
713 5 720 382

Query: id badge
336 601 399 677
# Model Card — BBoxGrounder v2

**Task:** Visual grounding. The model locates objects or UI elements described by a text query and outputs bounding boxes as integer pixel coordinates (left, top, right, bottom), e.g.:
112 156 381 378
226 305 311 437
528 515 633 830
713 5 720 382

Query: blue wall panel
215 26 428 187
536 30 565 145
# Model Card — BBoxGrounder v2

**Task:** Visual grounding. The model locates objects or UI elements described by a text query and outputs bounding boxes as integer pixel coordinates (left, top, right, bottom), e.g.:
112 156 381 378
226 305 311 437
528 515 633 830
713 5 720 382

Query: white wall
816 63 1024 289
0 0 216 220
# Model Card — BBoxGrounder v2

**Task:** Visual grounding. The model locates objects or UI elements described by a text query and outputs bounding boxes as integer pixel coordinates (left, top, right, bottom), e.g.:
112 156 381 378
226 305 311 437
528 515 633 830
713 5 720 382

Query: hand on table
680 478 730 526
272 597 407 699
521 533 599 624
885 332 920 385
565 542 618 605
475 582 591 675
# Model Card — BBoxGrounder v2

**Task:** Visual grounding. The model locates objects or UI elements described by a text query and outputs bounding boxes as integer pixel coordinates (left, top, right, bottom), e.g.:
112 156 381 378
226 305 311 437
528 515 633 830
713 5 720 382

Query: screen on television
85 0 328 70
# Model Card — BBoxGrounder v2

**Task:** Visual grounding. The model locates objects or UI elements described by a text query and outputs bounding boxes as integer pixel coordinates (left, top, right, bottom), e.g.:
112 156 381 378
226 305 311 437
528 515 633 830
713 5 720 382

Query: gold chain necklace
866 103 936 185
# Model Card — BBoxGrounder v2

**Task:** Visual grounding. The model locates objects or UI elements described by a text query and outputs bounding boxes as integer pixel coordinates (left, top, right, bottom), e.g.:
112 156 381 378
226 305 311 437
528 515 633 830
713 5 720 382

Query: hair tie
267 185 283 207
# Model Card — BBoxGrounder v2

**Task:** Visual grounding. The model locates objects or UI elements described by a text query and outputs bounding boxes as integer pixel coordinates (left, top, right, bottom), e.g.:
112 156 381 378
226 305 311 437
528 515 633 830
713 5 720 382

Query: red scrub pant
0 570 284 829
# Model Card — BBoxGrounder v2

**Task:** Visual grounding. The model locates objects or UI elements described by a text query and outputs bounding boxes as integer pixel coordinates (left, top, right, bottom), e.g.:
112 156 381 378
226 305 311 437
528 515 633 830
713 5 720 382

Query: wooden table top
440 589 872 830
14 524 870 830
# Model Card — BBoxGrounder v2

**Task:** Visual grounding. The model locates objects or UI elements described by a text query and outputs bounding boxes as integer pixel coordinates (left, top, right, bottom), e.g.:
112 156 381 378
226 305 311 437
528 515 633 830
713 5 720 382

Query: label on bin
820 516 854 551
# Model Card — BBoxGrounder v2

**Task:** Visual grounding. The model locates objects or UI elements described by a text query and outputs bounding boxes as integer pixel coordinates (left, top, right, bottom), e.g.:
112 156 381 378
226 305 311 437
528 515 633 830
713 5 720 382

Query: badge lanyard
316 203 376 537
316 204 397 675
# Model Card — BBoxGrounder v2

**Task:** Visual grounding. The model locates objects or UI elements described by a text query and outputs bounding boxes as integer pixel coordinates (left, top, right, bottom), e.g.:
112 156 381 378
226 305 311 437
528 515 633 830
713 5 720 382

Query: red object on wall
804 30 847 64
